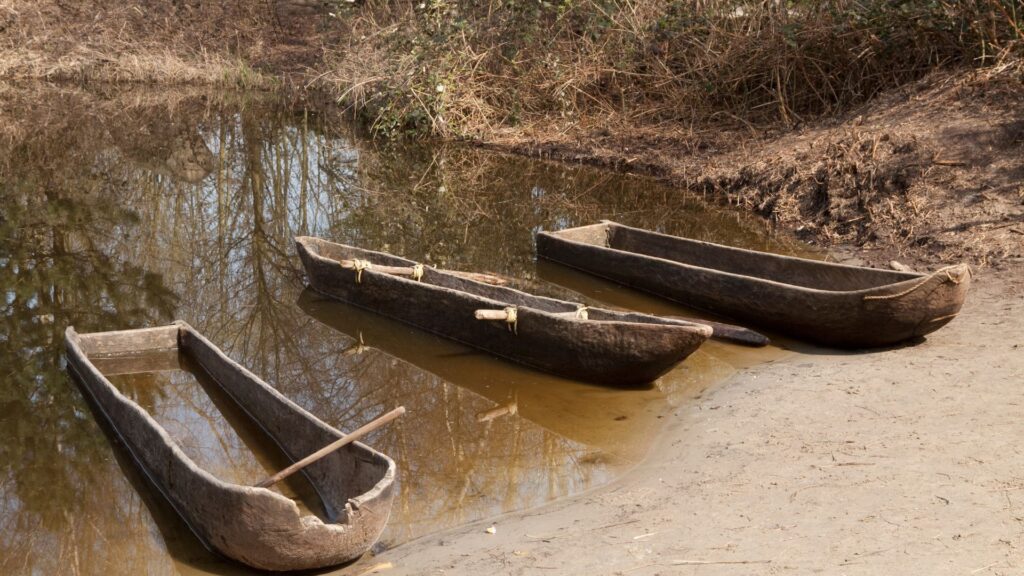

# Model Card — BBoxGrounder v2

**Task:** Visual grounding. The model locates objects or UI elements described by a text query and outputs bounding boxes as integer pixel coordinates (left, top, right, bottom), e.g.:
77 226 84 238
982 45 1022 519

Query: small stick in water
476 401 518 423
254 407 406 489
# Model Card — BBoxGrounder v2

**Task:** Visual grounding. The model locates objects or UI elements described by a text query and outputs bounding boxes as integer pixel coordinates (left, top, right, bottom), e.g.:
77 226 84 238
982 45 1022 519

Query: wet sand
365 267 1024 575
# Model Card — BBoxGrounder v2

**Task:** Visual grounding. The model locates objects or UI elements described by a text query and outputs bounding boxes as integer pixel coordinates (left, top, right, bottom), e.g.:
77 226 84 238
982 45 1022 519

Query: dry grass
3 1 1020 134
0 48 267 86
319 0 1023 138
0 0 275 87
471 61 1024 266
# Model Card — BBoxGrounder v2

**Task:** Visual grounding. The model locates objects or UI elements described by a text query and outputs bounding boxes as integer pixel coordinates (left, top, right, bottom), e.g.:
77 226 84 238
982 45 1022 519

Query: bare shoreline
354 267 1023 575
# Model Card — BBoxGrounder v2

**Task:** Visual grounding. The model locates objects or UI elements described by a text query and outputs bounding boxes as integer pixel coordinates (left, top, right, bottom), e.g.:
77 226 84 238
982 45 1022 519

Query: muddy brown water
0 88 803 574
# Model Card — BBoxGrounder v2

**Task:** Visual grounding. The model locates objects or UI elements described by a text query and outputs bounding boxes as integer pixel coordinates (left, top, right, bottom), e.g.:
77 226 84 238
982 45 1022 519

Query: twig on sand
623 559 771 572
594 518 643 532
528 518 641 541
671 559 772 565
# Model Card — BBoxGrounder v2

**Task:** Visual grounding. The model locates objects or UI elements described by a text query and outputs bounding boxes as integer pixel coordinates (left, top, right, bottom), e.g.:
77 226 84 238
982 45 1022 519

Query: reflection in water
297 289 666 465
100 351 327 519
0 86 800 574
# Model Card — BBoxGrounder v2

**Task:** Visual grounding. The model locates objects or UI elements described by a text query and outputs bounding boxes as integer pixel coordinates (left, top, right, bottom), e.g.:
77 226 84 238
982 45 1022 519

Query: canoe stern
910 263 972 338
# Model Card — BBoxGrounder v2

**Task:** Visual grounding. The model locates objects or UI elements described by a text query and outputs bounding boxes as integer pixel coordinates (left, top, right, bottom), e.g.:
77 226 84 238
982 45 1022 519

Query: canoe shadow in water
534 259 933 357
295 287 666 465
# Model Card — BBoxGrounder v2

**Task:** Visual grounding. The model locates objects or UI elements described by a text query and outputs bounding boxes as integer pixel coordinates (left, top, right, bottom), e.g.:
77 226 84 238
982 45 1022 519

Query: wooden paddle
254 407 405 489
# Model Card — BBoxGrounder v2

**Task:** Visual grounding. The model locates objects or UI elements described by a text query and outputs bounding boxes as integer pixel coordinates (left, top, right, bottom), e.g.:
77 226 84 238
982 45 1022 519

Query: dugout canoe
64 322 396 571
536 221 971 348
295 237 712 387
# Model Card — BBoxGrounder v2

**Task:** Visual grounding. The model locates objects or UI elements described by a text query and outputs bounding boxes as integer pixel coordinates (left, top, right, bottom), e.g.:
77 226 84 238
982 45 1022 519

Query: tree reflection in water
0 87 793 574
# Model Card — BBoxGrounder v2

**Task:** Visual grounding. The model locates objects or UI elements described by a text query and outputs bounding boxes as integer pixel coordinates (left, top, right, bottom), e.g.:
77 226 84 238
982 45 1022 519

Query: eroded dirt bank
4 1 1021 268
490 68 1024 269
352 268 1023 575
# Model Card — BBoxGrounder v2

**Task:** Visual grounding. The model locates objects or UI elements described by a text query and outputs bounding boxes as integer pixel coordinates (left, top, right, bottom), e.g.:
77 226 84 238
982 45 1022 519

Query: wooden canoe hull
536 222 971 348
295 237 711 387
64 323 396 571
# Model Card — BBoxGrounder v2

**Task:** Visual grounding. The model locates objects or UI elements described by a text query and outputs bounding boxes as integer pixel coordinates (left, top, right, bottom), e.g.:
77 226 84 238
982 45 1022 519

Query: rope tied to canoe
504 306 518 334
943 265 972 284
575 304 589 320
411 264 425 282
352 259 372 283
863 266 968 301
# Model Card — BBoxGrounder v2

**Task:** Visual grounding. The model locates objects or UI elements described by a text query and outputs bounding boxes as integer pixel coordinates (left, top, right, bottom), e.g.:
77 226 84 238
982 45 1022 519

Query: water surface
0 86 800 574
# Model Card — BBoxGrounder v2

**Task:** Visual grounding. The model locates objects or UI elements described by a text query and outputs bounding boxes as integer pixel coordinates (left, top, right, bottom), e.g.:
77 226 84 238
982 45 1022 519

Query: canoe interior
70 323 393 532
301 236 700 327
559 222 924 291
304 237 586 313
99 348 330 518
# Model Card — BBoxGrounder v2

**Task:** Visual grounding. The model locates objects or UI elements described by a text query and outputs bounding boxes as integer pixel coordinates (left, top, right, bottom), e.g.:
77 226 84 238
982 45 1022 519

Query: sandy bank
361 267 1023 575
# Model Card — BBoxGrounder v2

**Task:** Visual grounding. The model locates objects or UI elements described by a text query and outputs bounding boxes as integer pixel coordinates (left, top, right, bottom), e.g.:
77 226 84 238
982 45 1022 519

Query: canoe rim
295 235 714 337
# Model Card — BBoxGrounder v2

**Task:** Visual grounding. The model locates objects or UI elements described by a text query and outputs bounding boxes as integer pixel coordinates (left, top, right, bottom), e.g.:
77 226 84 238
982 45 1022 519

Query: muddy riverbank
485 68 1024 270
362 266 1024 575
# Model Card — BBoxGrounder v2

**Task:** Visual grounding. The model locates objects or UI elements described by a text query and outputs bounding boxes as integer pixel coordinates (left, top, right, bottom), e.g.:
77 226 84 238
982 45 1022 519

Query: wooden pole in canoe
336 259 509 285
476 308 767 347
254 407 406 489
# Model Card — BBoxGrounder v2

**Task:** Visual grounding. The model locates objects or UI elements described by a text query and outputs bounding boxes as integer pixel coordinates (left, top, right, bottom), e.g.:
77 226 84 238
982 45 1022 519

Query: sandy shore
365 266 1023 575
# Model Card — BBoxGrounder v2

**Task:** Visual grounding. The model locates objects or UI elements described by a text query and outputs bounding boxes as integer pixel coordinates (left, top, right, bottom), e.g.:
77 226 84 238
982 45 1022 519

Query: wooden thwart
475 309 514 321
255 407 406 489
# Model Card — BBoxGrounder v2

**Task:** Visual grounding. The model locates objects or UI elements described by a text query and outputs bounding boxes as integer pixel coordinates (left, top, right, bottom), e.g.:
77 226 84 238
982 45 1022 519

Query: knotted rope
351 259 372 283
412 264 425 282
504 306 518 334
575 304 589 320
863 265 969 301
